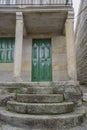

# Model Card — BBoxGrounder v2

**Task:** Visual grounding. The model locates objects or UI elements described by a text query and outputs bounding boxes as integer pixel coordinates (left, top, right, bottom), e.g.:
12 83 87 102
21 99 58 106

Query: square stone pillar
14 12 23 78
65 12 77 81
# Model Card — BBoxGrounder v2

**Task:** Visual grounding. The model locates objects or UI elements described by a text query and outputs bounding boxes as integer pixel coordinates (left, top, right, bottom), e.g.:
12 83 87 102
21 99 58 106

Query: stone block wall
0 34 68 82
22 34 68 81
75 0 87 84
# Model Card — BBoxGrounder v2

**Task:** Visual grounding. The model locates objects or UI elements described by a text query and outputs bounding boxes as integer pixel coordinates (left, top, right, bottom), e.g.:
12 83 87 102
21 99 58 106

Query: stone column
14 12 23 78
65 12 77 81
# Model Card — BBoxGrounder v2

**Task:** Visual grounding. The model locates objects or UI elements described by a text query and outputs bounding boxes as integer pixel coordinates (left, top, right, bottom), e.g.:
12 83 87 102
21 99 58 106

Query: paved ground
0 120 87 130
0 104 87 130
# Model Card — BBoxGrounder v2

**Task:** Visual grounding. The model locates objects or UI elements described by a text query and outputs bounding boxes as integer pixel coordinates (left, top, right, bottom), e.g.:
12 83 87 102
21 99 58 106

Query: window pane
10 0 16 4
0 0 6 4
0 38 15 63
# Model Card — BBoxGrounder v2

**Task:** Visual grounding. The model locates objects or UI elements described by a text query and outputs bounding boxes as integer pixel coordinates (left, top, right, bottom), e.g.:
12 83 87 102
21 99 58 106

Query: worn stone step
16 94 64 103
0 107 85 130
7 101 74 114
20 86 63 94
83 93 87 102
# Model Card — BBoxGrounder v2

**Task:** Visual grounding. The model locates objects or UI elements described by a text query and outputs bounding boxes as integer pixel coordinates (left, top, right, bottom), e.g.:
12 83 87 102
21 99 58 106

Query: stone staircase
0 84 85 130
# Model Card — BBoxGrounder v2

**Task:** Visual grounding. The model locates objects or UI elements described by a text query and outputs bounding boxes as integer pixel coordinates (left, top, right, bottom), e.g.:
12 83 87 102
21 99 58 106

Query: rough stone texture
0 94 14 107
75 0 87 84
0 88 15 106
0 107 85 130
24 87 55 94
0 83 85 129
20 86 64 94
0 82 82 105
7 101 74 114
0 85 87 130
51 81 82 105
16 94 63 103
64 85 82 105
0 114 87 130
83 93 87 102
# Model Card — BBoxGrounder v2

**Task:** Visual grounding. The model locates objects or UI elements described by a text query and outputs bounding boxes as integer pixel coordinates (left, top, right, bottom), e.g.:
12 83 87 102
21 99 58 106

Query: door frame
31 38 52 82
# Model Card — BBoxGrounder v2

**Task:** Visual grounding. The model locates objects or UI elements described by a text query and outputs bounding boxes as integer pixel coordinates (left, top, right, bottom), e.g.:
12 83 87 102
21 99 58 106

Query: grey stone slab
16 94 64 103
83 93 87 102
1 121 87 130
7 101 74 114
0 82 82 105
25 87 54 94
20 86 64 94
0 119 87 130
0 94 14 106
0 107 85 130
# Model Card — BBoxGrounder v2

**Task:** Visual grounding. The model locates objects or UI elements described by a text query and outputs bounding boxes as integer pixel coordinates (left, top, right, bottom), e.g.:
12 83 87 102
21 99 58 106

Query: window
33 0 39 4
10 0 16 4
0 38 15 63
0 0 16 5
0 0 6 4
43 0 49 4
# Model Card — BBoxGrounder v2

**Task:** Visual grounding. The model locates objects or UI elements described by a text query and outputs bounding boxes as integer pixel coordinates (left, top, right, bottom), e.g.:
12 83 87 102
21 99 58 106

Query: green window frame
0 38 15 63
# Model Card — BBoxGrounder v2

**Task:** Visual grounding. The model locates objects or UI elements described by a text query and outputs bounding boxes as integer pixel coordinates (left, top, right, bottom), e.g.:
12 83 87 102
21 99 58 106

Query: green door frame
32 38 52 82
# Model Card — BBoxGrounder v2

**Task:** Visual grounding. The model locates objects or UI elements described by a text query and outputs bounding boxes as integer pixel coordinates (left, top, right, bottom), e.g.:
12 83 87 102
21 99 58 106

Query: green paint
32 39 52 82
0 38 15 63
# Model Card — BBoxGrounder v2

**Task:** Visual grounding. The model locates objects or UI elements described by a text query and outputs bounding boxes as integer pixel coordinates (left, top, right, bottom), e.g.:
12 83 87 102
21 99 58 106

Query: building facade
0 0 77 83
75 0 87 84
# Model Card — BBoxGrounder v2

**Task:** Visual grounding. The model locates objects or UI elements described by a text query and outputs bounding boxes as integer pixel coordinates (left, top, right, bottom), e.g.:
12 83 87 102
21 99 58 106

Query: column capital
16 12 27 36
16 12 23 21
66 11 74 20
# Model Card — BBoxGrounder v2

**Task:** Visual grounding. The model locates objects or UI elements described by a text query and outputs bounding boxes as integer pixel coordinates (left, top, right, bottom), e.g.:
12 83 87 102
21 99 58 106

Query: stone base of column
64 81 82 106
13 76 23 83
51 80 82 106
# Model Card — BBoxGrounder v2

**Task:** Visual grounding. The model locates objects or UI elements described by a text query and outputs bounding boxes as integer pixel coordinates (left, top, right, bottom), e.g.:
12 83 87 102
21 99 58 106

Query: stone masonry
75 0 87 84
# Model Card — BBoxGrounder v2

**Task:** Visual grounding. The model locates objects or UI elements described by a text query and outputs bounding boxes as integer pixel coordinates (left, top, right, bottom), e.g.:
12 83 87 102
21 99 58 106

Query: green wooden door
32 39 52 82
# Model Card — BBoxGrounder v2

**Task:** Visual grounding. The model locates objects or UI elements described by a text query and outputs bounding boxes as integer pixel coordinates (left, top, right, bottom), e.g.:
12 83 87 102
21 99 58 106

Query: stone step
0 107 85 130
7 101 74 114
19 86 63 94
16 94 64 103
83 93 87 102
